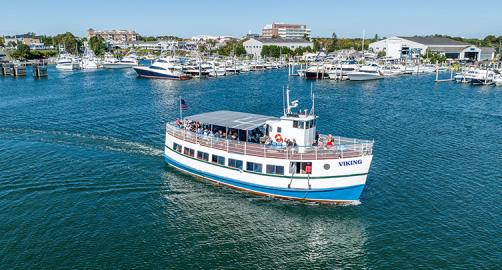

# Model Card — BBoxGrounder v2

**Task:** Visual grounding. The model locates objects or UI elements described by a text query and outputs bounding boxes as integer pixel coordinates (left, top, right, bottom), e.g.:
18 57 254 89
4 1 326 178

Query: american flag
180 98 188 111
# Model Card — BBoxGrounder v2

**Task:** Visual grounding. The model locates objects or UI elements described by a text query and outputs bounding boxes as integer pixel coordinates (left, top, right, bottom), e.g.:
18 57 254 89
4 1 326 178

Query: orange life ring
275 133 283 143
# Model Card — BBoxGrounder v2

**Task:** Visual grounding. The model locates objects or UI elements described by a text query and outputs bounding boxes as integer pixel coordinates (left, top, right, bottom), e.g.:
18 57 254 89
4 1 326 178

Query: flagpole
179 96 183 121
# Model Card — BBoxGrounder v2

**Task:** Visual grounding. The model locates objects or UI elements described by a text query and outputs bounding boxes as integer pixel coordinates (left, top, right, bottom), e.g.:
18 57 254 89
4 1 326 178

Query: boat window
293 121 298 128
277 127 282 133
173 142 182 153
150 66 166 70
291 162 312 174
183 147 195 157
228 159 243 169
298 121 305 129
211 154 225 165
196 151 209 161
246 162 262 173
266 165 284 175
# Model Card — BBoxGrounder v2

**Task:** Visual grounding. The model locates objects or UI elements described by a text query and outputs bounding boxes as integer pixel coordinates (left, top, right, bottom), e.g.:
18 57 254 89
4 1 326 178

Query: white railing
167 123 373 160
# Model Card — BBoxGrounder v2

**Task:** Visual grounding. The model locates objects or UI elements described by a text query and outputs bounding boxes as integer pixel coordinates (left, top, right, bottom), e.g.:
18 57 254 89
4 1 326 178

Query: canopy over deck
185 110 277 131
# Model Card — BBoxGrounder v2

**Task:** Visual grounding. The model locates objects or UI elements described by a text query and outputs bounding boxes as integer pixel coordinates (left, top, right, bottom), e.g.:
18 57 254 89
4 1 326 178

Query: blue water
1 67 501 269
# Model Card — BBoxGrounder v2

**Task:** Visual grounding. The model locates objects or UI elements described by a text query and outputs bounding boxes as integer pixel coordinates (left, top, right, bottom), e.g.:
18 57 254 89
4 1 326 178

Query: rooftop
185 110 277 130
400 36 470 46
480 47 495 53
254 37 311 44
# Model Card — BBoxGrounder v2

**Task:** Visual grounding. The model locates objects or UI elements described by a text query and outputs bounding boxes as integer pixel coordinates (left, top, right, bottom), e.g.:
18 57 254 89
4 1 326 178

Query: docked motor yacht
102 53 138 69
81 49 99 70
133 56 190 80
347 63 383 81
327 60 359 80
56 53 80 70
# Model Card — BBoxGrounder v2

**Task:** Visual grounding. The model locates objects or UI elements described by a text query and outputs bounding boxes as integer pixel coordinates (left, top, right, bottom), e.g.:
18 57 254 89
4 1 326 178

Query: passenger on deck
327 134 334 147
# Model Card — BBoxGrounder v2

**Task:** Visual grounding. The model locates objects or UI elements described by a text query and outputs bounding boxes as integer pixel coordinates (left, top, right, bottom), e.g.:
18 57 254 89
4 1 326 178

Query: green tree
53 32 80 54
216 40 247 56
138 35 158 41
89 36 107 56
0 37 4 47
10 43 31 59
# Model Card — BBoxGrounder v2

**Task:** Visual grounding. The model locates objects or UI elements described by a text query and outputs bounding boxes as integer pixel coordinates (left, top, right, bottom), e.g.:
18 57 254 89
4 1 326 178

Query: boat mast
362 29 365 53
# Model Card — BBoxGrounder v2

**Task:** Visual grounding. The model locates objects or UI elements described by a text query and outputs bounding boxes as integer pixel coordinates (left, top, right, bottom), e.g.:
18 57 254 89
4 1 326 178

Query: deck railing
167 124 373 160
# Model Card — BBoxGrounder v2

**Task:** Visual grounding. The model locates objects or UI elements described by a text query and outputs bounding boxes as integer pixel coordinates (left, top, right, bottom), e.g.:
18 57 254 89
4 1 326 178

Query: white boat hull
347 72 382 81
102 63 137 69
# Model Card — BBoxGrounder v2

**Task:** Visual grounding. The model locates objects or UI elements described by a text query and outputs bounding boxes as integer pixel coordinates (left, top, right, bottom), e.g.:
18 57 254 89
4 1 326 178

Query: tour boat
133 56 191 80
164 90 374 203
347 63 383 81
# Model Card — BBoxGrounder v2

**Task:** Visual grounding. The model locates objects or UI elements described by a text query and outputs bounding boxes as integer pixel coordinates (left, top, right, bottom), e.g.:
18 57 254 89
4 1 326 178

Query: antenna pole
282 86 286 115
286 86 290 114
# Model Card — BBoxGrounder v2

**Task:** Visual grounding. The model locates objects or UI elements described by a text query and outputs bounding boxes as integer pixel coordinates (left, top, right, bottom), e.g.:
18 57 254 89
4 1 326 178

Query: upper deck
166 123 373 160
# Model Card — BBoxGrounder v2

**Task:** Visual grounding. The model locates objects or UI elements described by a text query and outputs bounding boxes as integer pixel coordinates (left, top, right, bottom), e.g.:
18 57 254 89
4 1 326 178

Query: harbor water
0 68 501 269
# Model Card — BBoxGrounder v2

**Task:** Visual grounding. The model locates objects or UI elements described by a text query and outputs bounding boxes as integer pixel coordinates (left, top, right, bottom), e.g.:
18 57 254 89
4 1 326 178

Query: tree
234 43 246 56
0 36 4 47
10 43 31 59
138 35 158 41
53 32 80 54
216 40 247 56
89 36 107 56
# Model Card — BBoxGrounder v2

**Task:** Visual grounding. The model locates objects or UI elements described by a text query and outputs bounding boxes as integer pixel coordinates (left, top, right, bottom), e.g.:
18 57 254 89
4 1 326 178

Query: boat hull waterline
164 145 371 204
133 66 191 80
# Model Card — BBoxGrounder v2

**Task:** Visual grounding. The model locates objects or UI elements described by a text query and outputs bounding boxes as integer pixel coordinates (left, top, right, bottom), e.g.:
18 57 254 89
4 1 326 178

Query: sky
2 0 502 38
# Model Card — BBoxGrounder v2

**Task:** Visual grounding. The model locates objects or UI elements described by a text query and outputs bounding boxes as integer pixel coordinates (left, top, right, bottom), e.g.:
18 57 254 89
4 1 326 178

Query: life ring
275 133 283 143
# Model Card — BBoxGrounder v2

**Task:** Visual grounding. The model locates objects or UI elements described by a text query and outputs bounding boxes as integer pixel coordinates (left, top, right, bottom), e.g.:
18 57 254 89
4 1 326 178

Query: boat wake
0 127 163 157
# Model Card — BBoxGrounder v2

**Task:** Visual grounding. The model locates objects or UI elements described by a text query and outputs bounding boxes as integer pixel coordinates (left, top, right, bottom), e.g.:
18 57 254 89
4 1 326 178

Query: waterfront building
262 23 311 38
87 28 138 43
369 36 495 61
243 37 313 58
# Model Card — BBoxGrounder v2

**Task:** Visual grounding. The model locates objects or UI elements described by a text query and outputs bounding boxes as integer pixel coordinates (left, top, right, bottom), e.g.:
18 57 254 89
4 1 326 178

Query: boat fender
275 134 283 143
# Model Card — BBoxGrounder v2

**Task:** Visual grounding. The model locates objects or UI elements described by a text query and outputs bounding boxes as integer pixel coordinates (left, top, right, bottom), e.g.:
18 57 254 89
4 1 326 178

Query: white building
369 36 495 61
119 40 178 51
262 23 311 38
243 38 313 57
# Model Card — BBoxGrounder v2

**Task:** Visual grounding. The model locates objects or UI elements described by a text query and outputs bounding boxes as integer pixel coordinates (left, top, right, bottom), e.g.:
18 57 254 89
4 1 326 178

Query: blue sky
2 0 501 38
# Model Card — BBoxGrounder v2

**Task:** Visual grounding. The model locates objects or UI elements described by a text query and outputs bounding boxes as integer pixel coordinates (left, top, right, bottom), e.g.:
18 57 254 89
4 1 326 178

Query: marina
1 0 502 268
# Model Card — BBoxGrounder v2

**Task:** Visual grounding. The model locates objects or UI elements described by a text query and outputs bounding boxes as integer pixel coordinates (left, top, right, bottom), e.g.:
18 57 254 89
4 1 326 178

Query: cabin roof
186 110 277 130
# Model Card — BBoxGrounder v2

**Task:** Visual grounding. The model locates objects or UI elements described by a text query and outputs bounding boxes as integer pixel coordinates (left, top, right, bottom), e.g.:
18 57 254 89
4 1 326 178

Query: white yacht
493 75 502 86
327 60 359 80
380 64 405 76
81 49 99 70
102 53 138 69
347 63 383 81
133 56 190 80
55 53 80 70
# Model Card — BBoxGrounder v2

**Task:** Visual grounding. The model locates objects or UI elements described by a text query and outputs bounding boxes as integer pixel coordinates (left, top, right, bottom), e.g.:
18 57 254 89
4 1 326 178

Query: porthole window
324 164 330 170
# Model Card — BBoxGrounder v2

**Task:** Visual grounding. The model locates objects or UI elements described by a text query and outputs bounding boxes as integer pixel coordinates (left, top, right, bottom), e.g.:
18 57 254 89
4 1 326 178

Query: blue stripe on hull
164 154 365 202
